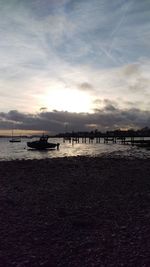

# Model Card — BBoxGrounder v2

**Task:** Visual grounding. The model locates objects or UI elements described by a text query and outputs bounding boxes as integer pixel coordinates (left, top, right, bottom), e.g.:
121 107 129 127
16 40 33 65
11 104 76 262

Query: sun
41 88 93 113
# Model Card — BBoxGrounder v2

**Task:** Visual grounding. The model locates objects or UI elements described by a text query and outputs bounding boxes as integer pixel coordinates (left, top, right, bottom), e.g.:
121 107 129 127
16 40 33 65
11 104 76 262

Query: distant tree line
56 127 150 138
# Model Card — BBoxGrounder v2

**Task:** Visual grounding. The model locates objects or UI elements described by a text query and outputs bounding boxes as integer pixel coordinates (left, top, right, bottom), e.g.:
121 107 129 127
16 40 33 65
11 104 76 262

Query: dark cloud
104 104 117 112
0 108 150 133
78 82 94 92
40 107 48 112
0 110 27 124
93 98 118 112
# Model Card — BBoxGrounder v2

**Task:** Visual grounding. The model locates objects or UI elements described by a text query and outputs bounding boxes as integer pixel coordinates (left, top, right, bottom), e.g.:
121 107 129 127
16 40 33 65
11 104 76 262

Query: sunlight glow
41 88 93 113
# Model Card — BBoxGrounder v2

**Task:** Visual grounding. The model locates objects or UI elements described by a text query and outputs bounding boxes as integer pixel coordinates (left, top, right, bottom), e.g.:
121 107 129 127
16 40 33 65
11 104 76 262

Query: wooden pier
60 134 150 147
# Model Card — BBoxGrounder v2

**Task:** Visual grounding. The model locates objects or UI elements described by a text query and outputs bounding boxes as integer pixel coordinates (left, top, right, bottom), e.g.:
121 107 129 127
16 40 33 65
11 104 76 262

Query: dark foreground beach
0 157 150 267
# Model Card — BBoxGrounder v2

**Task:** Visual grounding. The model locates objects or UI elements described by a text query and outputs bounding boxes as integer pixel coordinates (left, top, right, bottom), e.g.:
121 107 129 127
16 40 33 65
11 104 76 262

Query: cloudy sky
0 0 150 134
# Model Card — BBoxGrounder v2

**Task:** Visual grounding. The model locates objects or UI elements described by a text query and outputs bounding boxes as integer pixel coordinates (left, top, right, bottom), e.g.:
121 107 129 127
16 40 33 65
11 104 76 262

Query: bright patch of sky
0 0 150 116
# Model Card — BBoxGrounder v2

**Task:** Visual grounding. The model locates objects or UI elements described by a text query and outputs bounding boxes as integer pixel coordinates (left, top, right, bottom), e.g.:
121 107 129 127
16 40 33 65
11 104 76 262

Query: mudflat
0 157 150 266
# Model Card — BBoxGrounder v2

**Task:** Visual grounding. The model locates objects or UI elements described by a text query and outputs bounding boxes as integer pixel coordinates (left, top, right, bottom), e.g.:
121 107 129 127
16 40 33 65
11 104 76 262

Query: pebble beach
0 157 150 266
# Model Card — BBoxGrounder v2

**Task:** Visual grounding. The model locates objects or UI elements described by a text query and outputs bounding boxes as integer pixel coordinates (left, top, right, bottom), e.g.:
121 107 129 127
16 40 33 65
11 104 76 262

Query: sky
0 0 150 134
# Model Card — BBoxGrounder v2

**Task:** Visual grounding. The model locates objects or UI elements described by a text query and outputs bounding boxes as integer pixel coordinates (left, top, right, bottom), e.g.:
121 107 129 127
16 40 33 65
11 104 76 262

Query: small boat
9 129 21 143
9 138 21 143
27 135 60 150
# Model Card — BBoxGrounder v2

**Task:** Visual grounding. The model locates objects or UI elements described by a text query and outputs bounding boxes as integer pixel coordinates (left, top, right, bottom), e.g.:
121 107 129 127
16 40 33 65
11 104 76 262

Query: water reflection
0 137 150 161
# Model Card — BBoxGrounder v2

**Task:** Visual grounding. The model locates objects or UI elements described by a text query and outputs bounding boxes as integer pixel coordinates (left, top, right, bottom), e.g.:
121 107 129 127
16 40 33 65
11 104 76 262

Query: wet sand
0 157 150 266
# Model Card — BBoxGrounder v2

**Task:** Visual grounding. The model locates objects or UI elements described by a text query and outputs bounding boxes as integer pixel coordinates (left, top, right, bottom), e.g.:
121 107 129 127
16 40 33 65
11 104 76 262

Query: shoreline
0 157 150 266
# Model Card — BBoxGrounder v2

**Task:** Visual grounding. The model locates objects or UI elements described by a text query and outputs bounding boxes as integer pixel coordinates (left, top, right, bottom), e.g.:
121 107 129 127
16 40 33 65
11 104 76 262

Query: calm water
0 137 150 161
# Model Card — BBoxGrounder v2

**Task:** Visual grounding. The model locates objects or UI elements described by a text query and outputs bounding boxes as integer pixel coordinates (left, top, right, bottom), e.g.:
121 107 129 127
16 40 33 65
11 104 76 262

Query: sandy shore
0 156 150 266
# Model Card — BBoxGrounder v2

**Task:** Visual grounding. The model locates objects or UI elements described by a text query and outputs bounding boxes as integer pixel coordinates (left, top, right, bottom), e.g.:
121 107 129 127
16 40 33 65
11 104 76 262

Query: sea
0 137 150 161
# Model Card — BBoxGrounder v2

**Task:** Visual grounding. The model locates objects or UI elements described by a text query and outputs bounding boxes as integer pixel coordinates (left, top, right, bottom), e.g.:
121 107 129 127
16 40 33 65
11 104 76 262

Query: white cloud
0 0 150 119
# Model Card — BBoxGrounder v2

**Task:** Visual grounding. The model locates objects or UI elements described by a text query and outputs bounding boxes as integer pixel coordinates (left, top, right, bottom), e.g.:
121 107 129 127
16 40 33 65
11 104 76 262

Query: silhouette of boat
9 138 21 143
27 135 60 150
9 130 21 143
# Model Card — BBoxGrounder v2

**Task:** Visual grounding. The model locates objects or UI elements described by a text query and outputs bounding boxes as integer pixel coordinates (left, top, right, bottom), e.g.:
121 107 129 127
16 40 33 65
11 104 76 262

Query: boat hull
9 139 21 143
27 141 59 150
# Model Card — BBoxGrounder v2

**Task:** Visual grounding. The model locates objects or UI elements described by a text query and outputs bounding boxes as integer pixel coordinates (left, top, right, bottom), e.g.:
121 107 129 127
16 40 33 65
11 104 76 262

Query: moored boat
9 129 21 143
9 138 21 143
27 135 60 150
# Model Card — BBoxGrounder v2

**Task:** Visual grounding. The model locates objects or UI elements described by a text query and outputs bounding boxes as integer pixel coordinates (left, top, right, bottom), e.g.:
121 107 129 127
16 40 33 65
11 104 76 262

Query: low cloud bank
0 107 150 134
